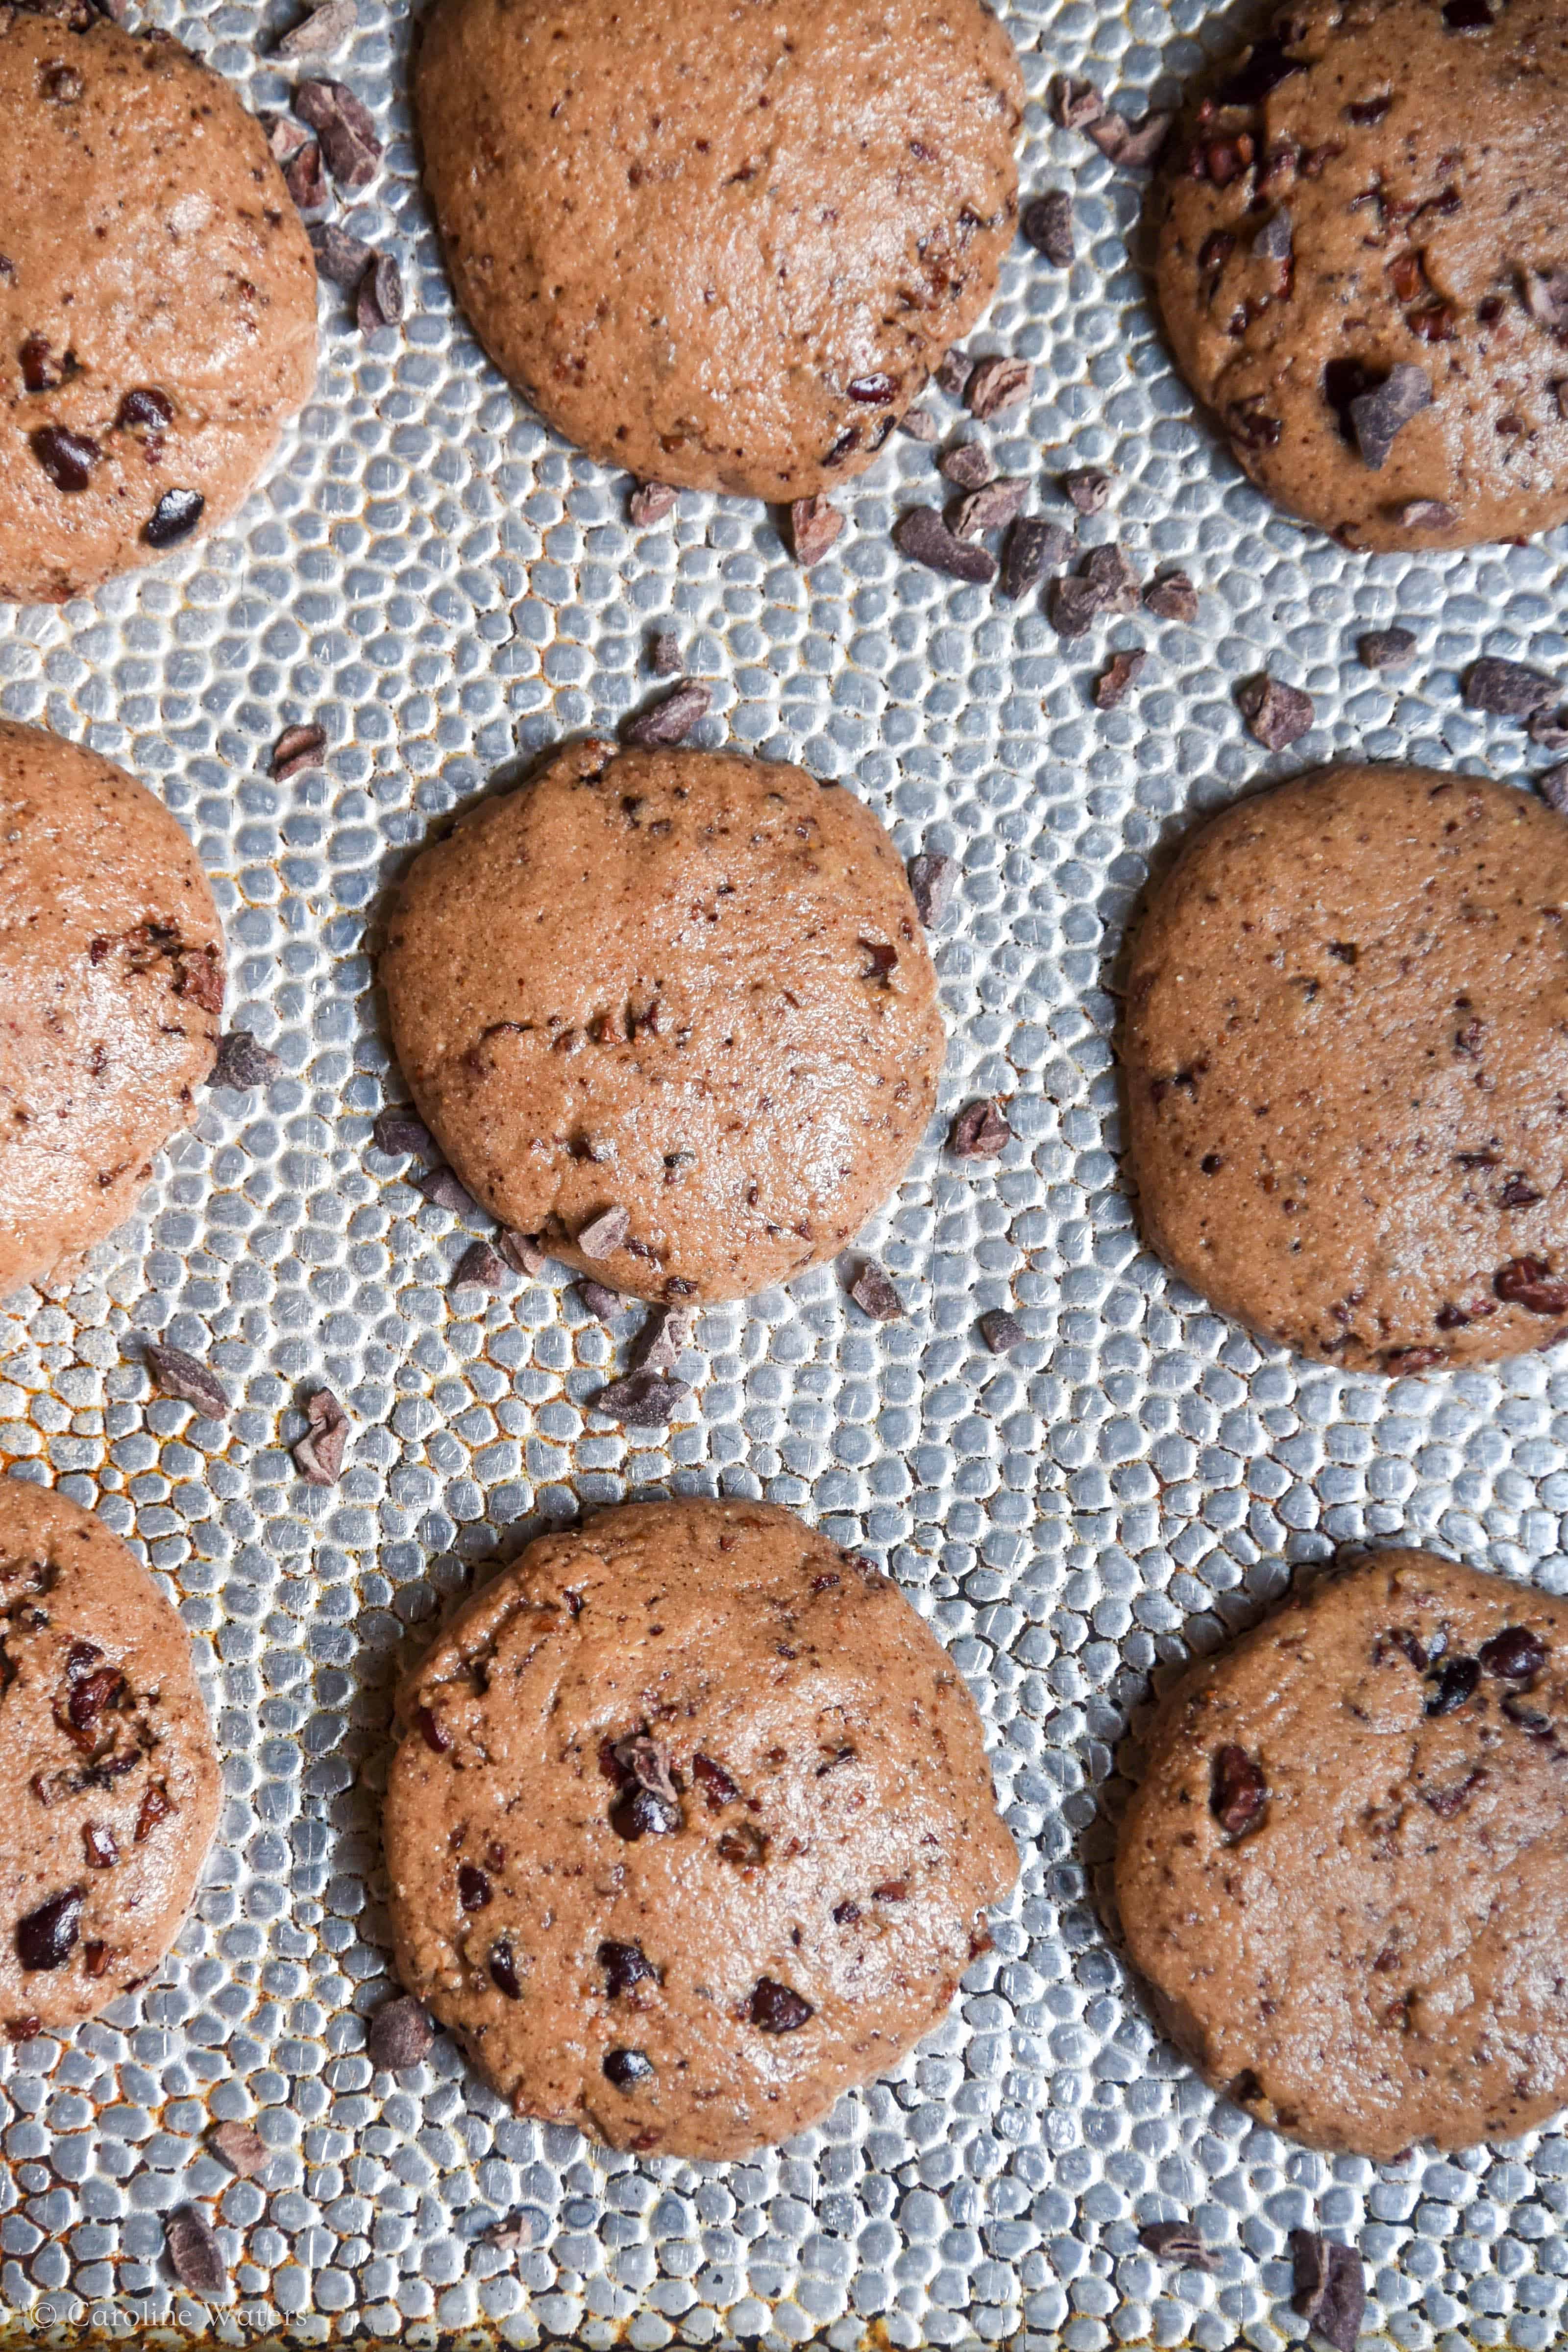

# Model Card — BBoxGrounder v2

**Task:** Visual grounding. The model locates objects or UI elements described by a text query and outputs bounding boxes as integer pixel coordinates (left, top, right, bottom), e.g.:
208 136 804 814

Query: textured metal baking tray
1 0 1567 2339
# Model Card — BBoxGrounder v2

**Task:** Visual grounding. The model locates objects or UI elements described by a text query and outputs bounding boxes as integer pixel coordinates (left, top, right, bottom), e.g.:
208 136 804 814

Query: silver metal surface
0 0 1566 2340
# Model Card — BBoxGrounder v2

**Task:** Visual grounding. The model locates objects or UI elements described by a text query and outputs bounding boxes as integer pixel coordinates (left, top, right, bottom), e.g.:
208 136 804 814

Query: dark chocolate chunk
32 425 98 493
1061 467 1112 515
949 1097 1011 1157
892 505 997 583
1143 570 1199 624
847 1261 904 1321
356 252 404 335
691 1752 742 1807
1494 1254 1568 1313
1049 73 1104 130
293 77 381 190
1290 2230 1366 2352
416 1707 451 1754
1464 657 1557 720
1425 1655 1480 1715
951 476 1028 540
371 1106 432 1158
906 850 958 926
750 1977 813 2033
978 1308 1025 1354
417 1165 478 1214
270 720 328 778
1348 363 1431 468
599 1938 659 1997
1237 673 1314 750
1139 2222 1222 2272
788 495 844 566
458 1862 491 1911
1479 1626 1545 1681
847 371 897 404
367 1994 433 2071
628 480 678 525
135 1783 174 1843
209 2121 270 2179
292 1388 349 1486
939 441 996 491
144 1341 229 1420
16 1886 82 1971
1000 515 1072 600
964 355 1031 420
1021 190 1075 266
452 1239 508 1291
209 1030 282 1090
624 680 710 748
1210 1743 1267 1837
1358 625 1416 672
611 1783 682 1840
603 2047 655 2087
115 387 173 433
1095 649 1146 708
82 1823 118 1869
166 2205 227 2299
489 1939 521 1999
272 0 357 57
1253 205 1294 262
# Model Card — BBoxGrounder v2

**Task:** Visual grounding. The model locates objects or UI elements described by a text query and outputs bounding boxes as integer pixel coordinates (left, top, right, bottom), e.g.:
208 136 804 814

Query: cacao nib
356 253 404 335
749 1977 813 2032
1000 515 1072 601
1358 625 1416 671
897 405 937 441
964 355 1031 420
979 1307 1025 1353
1237 673 1313 750
893 505 997 584
950 477 1027 540
293 77 381 190
649 629 682 675
906 850 958 926
938 437 996 490
292 1387 349 1486
452 1239 508 1291
1095 649 1146 709
717 1821 768 1865
210 1029 282 1090
603 2046 655 2086
1021 190 1074 266
788 495 844 567
576 1203 631 1258
1085 109 1173 169
949 1098 1011 1157
372 1106 432 1158
1061 467 1112 515
1290 2230 1366 2352
271 0 357 59
209 2120 270 2179
1425 1656 1480 1715
367 1994 433 2070
847 1261 904 1321
629 479 678 524
16 1886 82 1971
284 135 328 211
624 680 710 748
1465 657 1557 720
1143 570 1199 623
1478 1626 1546 1680
1049 74 1104 131
143 1341 229 1419
1395 498 1457 530
1140 2221 1222 2272
599 1938 659 1996
592 1369 691 1425
1210 1743 1267 1837
165 2204 227 2299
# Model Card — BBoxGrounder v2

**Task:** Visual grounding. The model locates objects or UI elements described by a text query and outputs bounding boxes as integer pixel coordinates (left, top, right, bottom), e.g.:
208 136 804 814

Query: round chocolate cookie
382 1498 1018 2158
379 740 946 1302
1115 1547 1568 2158
0 1481 220 2035
414 0 1023 501
1 3 318 604
1152 0 1568 551
0 720 225 1299
1122 763 1568 1374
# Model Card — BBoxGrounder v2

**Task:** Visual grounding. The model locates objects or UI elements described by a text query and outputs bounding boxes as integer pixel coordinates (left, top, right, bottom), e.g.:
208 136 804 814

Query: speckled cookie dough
382 1497 1018 2159
0 1 318 604
379 739 947 1303
1115 1548 1568 2158
414 0 1023 501
1152 0 1568 551
1122 762 1568 1373
0 1481 220 2036
0 719 225 1300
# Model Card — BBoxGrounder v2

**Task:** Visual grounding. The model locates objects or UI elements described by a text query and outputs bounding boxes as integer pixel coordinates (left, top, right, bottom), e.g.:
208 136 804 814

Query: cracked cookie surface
379 740 946 1302
382 1497 1018 2158
1122 762 1568 1373
414 0 1023 500
0 720 224 1300
1152 0 1568 550
1114 1548 1568 2157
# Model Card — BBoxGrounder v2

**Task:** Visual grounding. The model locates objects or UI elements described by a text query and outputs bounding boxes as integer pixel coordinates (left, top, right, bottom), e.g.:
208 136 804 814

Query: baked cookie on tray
0 1481 220 2036
0 0 318 603
1152 0 1568 551
382 1497 1018 2158
1115 1547 1568 2158
379 740 946 1303
1122 762 1568 1373
414 0 1023 500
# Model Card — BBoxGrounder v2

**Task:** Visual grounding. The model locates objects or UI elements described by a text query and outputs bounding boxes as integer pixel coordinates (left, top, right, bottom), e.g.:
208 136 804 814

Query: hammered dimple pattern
0 0 1565 2340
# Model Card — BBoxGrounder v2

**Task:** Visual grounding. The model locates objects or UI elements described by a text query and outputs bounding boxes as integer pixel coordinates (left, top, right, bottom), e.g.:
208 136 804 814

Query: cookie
1 3 318 604
414 0 1022 501
1122 762 1568 1374
0 1480 220 2035
382 1497 1017 2158
1115 1548 1568 2158
379 740 946 1302
1152 0 1568 551
0 720 224 1299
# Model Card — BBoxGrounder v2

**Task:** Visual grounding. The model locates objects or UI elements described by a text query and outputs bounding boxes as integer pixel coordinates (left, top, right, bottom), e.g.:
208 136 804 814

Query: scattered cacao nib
270 720 328 779
1464 656 1557 720
592 1368 691 1425
1083 543 1141 612
1358 625 1416 671
979 1307 1025 1354
1494 1254 1568 1313
788 493 844 567
499 1229 547 1276
1049 73 1104 130
1095 649 1146 709
1530 706 1568 752
209 1029 282 1090
371 1106 432 1158
16 1886 82 1972
933 348 970 398
260 110 310 167
635 1301 695 1378
691 1752 741 1807
1140 2222 1222 2272
907 850 958 926
356 252 404 335
166 2204 227 2299
939 441 997 491
717 1820 768 1865
1210 1743 1267 1837
950 1097 1011 1157
951 476 1028 540
599 1938 660 1997
897 404 938 442
458 1862 492 1911
1498 1172 1543 1209
603 2046 655 2087
1425 1655 1480 1715
32 425 98 493
577 1203 631 1259
417 1165 477 1214
649 630 682 675
624 679 710 748
271 0 357 58
135 1783 174 1842
294 77 381 190
1049 577 1103 639
628 480 677 525
367 1995 433 2071
489 1939 521 1999
1348 362 1431 469
452 1239 508 1292
1395 498 1456 530
1237 673 1313 750
283 138 328 213
1540 762 1568 816
1021 190 1074 266
1143 570 1199 623
209 2120 270 2179
1000 515 1072 601
1061 467 1112 515
1290 2230 1366 2352
1252 205 1294 262
847 1261 904 1321
576 1278 623 1318
964 355 1032 421
292 1388 349 1486
144 1341 229 1419
893 505 997 584
750 1977 813 2033
1085 108 1174 169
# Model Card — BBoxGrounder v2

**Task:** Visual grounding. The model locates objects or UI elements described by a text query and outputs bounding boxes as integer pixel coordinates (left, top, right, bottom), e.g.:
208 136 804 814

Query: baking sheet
1 0 1567 2339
